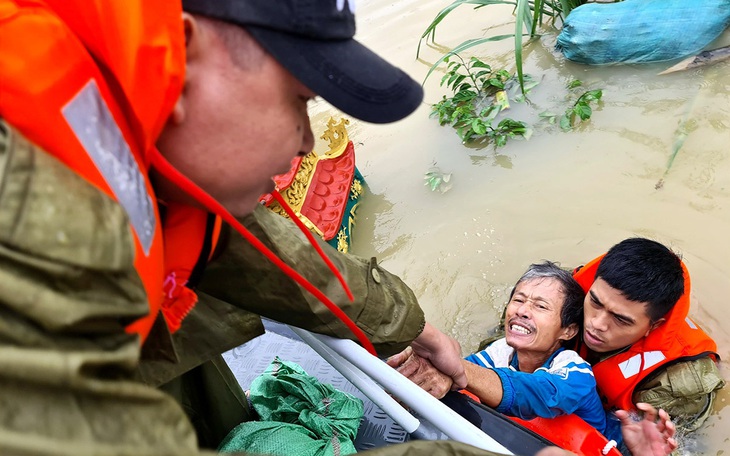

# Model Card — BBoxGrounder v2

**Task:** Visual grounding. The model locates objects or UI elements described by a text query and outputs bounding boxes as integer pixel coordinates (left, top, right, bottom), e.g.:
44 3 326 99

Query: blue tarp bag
556 0 730 64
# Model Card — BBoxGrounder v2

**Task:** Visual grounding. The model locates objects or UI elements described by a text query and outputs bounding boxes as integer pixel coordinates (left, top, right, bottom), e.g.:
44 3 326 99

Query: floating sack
556 0 730 64
219 357 364 456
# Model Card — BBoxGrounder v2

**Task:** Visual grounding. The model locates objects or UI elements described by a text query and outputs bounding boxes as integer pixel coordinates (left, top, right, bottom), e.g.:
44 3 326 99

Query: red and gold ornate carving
261 118 360 243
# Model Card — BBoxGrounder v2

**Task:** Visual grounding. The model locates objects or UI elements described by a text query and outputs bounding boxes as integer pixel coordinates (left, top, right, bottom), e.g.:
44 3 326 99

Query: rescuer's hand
616 402 677 456
386 348 456 399
410 322 467 390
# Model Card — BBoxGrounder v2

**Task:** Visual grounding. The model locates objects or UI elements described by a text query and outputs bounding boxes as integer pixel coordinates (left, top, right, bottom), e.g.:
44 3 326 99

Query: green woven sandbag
219 421 337 456
219 357 364 456
556 0 730 64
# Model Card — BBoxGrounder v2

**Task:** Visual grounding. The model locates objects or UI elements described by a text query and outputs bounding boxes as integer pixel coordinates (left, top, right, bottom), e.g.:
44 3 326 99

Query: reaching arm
197 205 469 387
197 204 426 357
461 360 504 407
489 363 594 419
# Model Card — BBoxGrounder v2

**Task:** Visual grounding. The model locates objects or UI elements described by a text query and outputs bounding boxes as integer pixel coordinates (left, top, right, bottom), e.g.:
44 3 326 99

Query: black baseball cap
181 0 424 124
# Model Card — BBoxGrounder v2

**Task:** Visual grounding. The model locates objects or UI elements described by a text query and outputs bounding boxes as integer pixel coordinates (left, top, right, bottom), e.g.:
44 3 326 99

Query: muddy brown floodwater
309 1 730 453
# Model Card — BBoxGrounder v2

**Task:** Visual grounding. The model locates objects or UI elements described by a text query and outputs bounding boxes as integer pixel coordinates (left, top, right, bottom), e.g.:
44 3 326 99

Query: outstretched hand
409 322 467 389
386 346 455 398
616 402 677 456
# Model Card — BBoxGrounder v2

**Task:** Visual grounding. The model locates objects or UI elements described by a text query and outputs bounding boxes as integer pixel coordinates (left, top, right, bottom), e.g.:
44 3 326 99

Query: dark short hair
510 261 585 346
596 238 684 322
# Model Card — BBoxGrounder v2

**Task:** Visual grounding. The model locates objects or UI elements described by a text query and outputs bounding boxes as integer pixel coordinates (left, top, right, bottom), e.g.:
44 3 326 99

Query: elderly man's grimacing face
504 278 577 358
155 14 316 216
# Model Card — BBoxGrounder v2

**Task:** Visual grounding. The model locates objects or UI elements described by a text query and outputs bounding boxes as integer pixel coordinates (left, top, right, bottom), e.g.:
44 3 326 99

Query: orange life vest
0 0 185 340
573 255 719 411
161 203 222 333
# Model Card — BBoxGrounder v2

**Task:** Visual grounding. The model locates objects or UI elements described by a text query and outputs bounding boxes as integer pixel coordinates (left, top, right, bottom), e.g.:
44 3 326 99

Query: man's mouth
584 329 603 345
508 321 534 335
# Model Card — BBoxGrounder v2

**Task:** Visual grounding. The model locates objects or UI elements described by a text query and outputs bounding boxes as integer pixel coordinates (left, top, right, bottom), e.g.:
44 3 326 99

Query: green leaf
430 177 441 191
514 0 533 93
440 74 451 87
473 120 488 135
558 0 573 19
487 77 505 89
578 89 603 103
521 75 540 92
574 103 592 121
539 111 557 124
474 70 492 79
522 127 533 140
453 91 476 103
494 134 508 147
453 74 468 89
567 79 583 89
417 0 512 57
447 72 461 88
559 113 573 131
532 0 543 34
484 105 501 122
471 58 492 69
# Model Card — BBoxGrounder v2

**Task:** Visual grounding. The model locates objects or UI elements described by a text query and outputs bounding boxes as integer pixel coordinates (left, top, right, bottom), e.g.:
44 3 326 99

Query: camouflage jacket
1 122 500 456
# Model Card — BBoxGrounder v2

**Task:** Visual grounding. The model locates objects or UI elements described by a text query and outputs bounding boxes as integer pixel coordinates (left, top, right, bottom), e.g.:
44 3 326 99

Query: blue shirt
465 338 621 443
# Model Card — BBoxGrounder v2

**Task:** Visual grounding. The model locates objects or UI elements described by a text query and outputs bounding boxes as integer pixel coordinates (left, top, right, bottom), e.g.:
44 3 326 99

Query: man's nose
515 301 531 318
591 312 609 331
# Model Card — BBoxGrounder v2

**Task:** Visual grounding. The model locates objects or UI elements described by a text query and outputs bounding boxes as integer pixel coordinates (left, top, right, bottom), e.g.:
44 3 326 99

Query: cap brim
246 26 424 124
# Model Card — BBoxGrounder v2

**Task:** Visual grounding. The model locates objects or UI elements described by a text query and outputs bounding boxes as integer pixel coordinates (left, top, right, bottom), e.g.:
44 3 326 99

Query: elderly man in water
388 261 677 454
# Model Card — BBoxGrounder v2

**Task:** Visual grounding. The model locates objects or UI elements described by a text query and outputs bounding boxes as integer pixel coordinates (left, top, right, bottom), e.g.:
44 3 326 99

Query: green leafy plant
560 89 603 131
431 55 531 147
435 64 603 145
424 167 453 193
419 0 591 92
539 80 603 131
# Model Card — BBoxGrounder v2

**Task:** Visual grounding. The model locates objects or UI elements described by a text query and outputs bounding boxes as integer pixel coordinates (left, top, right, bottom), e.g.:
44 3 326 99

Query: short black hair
511 261 585 346
596 238 684 322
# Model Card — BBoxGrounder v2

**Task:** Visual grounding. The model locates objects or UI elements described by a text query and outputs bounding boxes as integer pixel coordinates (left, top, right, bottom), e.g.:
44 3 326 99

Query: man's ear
182 12 204 62
560 323 579 342
170 13 205 126
646 318 666 336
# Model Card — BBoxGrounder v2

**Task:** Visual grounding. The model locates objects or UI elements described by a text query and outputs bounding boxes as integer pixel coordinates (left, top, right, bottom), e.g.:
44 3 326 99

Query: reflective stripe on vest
63 80 156 255
617 351 666 379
